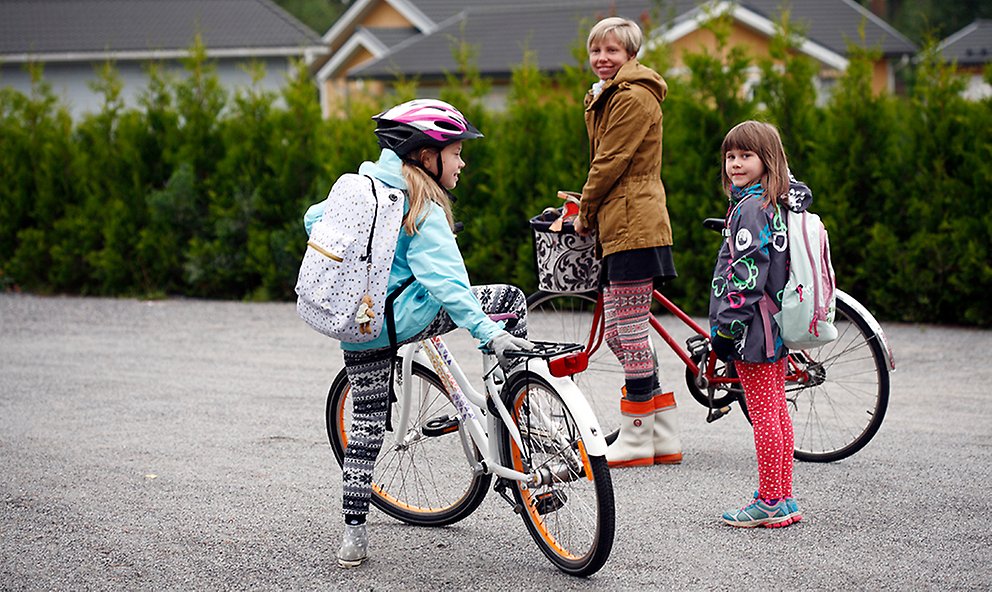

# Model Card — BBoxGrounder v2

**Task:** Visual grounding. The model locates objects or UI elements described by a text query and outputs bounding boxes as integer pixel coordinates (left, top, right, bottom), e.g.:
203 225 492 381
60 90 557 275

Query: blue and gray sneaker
751 490 802 524
722 497 793 528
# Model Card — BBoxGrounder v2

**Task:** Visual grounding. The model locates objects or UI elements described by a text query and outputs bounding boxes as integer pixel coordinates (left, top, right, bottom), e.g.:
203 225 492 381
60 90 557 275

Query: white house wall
2 56 300 119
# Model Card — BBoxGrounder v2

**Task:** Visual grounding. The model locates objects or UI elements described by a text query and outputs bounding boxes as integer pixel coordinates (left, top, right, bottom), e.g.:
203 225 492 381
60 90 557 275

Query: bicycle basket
530 211 601 293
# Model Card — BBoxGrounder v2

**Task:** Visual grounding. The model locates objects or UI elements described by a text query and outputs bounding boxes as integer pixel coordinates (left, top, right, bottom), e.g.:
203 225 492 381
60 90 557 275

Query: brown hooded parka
579 58 672 258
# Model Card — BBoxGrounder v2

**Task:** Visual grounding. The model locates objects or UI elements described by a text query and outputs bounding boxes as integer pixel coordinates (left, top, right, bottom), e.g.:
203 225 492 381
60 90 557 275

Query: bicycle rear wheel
738 294 891 462
326 364 491 526
526 291 624 436
498 371 615 577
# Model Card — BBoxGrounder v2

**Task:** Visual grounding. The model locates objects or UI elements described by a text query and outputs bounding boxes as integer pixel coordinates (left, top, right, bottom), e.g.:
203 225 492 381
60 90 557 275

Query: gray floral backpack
295 174 405 342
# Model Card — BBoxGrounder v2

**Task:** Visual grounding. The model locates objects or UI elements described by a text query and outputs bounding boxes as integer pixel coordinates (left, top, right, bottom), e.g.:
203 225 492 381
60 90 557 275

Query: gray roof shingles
348 0 917 79
0 0 323 59
938 19 992 65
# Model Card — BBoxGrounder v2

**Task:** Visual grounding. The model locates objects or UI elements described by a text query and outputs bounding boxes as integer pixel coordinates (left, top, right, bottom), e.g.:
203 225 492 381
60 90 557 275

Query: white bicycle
325 331 616 576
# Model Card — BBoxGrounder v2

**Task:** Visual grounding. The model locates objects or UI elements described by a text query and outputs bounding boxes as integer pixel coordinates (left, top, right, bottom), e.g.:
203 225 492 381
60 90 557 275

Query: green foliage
273 0 345 35
1 22 991 327
646 12 759 312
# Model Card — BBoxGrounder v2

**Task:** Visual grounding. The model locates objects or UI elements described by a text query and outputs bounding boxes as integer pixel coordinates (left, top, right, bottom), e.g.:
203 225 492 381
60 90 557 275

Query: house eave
648 1 849 71
1 46 329 64
317 30 390 82
322 0 435 45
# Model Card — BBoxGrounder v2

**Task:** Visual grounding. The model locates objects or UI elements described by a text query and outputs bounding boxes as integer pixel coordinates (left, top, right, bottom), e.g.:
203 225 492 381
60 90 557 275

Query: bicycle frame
586 289 727 377
392 335 608 487
584 288 896 395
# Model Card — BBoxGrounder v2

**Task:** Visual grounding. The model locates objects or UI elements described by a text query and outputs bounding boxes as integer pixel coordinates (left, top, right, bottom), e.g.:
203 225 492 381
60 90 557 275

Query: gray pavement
1 294 990 590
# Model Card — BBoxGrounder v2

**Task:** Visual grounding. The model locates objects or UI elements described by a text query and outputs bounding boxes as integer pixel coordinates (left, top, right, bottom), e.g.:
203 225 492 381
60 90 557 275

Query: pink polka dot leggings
735 358 793 500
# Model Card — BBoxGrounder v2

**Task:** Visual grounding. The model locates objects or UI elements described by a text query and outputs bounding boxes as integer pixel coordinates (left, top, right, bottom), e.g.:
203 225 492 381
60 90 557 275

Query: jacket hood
358 148 407 190
784 174 813 213
587 58 667 109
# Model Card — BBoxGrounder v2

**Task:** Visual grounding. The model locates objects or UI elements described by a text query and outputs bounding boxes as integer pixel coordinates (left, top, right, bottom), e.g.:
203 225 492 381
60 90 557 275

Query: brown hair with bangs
720 121 790 207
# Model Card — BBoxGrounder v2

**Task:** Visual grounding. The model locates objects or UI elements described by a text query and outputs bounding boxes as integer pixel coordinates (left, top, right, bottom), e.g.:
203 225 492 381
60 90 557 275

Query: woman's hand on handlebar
574 217 590 237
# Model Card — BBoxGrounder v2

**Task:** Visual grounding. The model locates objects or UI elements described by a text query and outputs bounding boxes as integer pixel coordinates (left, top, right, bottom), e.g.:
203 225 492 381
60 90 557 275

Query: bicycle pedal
535 490 567 515
422 415 459 437
706 406 732 423
686 334 710 358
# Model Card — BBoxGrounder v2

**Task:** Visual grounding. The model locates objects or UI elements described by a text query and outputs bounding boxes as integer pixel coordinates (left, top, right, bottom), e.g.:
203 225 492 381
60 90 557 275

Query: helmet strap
402 155 458 204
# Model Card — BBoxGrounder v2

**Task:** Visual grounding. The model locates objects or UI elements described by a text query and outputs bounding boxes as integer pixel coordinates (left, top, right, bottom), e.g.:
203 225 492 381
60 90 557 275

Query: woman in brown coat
574 16 681 468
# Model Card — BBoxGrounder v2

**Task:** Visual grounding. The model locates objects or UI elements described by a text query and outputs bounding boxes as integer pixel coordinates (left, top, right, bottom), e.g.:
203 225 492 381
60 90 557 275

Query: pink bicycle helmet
373 99 483 156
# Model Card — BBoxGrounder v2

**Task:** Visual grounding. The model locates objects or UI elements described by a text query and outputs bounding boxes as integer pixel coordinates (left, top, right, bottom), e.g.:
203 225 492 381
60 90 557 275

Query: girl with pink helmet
303 98 531 568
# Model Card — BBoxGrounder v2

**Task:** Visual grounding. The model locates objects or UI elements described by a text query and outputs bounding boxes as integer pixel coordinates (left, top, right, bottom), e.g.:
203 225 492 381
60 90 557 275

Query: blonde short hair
587 17 642 56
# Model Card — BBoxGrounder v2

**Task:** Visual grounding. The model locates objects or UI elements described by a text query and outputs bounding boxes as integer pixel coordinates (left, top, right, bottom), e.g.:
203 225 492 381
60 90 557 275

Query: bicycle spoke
501 374 614 574
786 295 889 461
326 363 491 526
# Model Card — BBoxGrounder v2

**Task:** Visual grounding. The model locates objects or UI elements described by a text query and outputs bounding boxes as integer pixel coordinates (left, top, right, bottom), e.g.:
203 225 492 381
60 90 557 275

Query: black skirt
599 245 677 288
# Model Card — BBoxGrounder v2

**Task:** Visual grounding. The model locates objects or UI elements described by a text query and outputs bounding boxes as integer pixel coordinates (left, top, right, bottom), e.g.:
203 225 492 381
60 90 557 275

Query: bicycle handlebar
702 218 724 233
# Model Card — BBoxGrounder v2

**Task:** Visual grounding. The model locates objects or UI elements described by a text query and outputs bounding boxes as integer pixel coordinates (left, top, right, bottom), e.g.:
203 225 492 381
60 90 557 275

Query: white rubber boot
606 396 655 468
652 391 682 464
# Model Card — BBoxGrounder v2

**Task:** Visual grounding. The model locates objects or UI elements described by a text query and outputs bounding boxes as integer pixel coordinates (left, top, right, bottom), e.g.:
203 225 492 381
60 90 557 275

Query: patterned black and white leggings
340 284 527 519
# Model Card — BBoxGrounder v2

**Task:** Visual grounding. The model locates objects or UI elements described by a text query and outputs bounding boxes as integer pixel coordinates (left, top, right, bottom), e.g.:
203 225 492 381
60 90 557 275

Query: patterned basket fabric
530 214 601 293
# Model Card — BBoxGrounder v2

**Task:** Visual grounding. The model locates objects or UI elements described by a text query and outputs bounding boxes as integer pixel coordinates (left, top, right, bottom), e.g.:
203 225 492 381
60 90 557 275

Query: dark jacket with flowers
579 59 672 257
708 178 813 363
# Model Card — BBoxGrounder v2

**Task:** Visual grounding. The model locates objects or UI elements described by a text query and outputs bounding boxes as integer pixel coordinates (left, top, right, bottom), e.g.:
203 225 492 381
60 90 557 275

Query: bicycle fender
835 290 896 371
520 362 609 457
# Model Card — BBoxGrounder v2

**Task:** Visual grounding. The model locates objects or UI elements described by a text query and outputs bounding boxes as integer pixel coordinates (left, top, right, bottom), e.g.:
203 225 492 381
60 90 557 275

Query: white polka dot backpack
295 174 405 342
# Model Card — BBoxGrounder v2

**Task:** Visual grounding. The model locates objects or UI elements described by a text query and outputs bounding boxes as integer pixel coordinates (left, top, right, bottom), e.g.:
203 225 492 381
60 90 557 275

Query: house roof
938 19 992 66
336 0 916 80
0 0 326 63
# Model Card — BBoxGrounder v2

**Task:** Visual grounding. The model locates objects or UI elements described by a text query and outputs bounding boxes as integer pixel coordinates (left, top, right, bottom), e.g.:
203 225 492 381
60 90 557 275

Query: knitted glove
488 330 535 366
710 330 737 362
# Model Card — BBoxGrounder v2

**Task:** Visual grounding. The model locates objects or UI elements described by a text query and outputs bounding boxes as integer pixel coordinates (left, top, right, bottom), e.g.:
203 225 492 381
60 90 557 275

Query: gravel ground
1 294 990 591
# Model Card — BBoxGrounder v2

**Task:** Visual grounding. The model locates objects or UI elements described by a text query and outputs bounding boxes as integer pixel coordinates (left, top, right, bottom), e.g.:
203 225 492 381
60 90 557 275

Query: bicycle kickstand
493 478 523 514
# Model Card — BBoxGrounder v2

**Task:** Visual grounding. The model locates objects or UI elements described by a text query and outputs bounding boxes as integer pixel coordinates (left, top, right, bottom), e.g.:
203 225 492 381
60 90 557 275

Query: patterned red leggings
602 279 655 402
735 359 793 499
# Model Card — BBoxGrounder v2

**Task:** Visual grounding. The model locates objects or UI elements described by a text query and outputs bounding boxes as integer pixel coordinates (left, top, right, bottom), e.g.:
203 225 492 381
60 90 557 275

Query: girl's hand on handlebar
488 331 535 366
710 331 736 362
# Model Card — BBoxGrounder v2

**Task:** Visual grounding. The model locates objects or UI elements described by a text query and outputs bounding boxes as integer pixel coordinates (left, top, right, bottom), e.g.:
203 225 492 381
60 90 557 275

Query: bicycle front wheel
498 371 615 577
526 291 624 436
739 294 891 462
326 364 492 526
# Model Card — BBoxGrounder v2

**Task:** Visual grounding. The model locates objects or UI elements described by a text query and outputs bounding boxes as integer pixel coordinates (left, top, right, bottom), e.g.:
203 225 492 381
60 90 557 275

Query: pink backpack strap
758 294 779 358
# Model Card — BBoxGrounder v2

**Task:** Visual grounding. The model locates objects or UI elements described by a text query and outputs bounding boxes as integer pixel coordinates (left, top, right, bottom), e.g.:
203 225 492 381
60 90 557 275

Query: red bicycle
527 220 895 463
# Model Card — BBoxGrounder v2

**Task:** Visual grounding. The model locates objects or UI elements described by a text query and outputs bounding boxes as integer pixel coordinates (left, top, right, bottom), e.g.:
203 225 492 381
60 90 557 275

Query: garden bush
1 27 990 327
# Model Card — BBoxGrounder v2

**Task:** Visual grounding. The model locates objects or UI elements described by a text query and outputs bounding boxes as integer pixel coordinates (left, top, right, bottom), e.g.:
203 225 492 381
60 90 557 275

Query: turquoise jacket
304 149 502 352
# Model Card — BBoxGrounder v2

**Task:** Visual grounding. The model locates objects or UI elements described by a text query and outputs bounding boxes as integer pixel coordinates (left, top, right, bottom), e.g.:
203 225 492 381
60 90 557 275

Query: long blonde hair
401 147 454 235
720 121 790 207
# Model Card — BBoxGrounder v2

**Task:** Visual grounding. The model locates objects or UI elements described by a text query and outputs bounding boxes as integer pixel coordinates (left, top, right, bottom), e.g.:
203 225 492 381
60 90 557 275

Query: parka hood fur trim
586 59 667 110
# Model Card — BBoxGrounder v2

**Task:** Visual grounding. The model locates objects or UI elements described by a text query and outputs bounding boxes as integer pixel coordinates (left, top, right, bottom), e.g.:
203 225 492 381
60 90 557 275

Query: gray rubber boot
337 524 369 568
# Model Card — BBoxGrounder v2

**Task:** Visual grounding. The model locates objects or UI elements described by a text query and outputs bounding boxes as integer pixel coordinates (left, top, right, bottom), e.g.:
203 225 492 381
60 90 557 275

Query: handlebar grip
702 218 724 233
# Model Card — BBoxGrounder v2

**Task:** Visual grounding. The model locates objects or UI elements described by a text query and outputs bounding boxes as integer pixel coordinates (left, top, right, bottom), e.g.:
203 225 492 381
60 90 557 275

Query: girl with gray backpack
300 99 533 567
708 120 813 529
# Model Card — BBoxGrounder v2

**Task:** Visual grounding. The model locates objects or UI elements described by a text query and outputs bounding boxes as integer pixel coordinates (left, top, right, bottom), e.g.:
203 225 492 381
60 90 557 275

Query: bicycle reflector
548 352 588 377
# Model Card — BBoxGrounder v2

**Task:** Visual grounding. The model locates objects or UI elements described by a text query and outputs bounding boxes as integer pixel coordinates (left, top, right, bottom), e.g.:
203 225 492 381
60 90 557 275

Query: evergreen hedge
1 27 990 326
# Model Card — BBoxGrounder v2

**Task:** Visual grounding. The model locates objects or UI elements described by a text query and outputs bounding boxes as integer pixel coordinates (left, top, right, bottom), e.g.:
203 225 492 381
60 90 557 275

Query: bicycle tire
326 364 492 526
736 294 890 462
526 290 623 440
497 371 615 577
